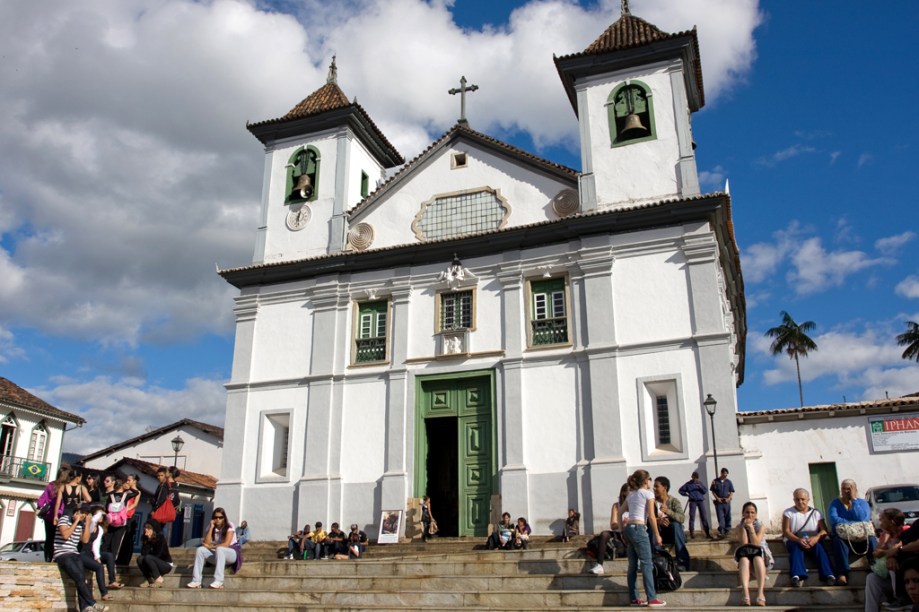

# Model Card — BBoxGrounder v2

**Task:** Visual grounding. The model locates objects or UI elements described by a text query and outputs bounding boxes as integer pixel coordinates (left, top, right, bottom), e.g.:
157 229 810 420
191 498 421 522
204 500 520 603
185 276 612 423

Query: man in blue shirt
710 468 735 537
679 471 713 539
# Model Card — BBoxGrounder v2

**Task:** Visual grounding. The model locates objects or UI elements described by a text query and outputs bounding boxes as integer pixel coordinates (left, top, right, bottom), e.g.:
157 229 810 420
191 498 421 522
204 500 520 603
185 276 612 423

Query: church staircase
94 536 865 611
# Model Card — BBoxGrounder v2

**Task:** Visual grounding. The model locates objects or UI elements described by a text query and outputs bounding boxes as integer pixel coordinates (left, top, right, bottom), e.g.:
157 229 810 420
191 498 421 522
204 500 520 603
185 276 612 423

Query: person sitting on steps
486 512 515 550
654 476 691 572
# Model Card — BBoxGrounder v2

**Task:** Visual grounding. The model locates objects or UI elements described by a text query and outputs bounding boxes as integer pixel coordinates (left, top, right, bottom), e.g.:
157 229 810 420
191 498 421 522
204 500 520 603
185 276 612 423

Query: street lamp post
703 394 718 476
171 434 185 468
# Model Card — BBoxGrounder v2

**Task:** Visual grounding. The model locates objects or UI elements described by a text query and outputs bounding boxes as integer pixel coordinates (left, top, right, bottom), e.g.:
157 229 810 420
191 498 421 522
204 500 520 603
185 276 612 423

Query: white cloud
740 222 804 283
755 144 817 167
0 0 764 351
788 237 893 295
34 376 227 455
0 325 25 365
699 165 728 191
896 275 919 299
875 231 916 256
857 153 873 168
755 323 915 400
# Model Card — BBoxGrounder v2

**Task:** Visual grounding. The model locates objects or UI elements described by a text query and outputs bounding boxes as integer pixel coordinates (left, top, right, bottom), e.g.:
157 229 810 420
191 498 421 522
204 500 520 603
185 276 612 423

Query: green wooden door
808 462 839 516
417 373 495 537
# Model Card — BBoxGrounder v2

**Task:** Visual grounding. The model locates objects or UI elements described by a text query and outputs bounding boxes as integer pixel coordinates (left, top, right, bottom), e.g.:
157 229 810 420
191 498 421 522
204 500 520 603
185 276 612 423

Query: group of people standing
37 465 177 612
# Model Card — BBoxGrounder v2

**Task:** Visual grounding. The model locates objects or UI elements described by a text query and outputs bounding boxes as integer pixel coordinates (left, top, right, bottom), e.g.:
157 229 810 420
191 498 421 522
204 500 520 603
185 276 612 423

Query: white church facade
216 9 749 539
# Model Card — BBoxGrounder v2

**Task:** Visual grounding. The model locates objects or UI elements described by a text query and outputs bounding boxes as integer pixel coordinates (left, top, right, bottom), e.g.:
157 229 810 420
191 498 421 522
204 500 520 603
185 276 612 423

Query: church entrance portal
416 371 495 537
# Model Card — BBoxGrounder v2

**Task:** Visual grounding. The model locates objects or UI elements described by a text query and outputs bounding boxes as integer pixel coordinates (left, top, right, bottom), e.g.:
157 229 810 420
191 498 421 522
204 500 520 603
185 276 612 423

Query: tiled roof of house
77 418 223 464
347 122 578 219
0 377 84 424
113 456 218 491
737 395 919 423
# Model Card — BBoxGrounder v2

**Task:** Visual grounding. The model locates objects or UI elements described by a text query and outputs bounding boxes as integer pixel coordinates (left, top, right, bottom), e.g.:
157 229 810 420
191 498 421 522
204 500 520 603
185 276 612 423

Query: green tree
765 311 818 407
897 321 919 362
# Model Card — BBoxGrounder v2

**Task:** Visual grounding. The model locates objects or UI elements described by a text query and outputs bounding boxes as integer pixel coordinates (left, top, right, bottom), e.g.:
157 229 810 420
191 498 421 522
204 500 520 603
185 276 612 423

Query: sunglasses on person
213 515 226 520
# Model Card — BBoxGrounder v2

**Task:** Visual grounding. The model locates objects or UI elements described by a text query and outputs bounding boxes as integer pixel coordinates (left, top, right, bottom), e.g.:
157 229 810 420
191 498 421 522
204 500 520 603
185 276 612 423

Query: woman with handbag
782 488 836 587
150 467 177 527
733 502 772 606
39 466 72 562
827 478 877 586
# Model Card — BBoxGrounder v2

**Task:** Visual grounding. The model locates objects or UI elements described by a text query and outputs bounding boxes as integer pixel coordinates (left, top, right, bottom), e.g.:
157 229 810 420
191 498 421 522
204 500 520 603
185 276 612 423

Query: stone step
118 571 867 593
101 605 862 612
93 584 865 609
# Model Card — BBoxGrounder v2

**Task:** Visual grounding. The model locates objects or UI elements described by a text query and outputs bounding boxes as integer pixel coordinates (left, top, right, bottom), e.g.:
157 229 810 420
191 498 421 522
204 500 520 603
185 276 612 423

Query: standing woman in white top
187 507 238 589
622 469 666 608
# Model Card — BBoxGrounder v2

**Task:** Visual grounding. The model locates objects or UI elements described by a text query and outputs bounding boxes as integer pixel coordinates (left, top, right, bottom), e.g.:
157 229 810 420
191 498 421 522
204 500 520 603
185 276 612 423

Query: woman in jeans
622 469 666 608
137 520 173 587
188 507 238 589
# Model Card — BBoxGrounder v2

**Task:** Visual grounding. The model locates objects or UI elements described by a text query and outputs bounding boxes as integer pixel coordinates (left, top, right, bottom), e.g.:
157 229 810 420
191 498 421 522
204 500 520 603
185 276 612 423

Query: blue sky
1 0 917 453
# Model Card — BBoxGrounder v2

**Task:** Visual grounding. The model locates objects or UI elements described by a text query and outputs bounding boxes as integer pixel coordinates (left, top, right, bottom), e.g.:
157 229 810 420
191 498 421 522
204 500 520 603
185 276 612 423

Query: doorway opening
425 417 458 537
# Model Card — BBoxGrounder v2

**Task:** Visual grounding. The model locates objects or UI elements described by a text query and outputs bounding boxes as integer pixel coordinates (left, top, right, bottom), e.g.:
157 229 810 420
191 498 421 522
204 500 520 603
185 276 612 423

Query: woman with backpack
38 465 72 562
103 477 130 586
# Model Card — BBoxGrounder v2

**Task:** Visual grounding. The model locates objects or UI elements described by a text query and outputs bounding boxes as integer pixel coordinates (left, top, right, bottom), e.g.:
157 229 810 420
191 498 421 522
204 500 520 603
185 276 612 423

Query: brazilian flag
20 461 48 480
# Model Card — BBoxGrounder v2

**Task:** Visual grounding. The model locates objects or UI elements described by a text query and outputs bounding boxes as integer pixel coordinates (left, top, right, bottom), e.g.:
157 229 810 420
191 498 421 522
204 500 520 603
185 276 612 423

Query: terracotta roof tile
584 13 673 54
282 82 351 121
0 377 84 424
112 457 218 491
738 396 919 420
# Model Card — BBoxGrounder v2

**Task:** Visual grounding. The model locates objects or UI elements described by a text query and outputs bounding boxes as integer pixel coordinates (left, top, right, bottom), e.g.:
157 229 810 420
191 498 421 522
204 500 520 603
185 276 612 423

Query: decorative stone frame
411 187 511 241
636 375 689 462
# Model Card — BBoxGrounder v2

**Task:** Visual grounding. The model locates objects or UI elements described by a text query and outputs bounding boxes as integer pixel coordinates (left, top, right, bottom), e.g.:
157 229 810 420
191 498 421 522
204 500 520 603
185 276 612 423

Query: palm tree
765 311 818 407
897 321 919 362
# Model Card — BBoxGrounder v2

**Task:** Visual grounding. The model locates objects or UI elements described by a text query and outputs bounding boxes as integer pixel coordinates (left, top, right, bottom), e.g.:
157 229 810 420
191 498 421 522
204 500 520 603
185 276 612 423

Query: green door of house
809 462 839 515
417 373 495 537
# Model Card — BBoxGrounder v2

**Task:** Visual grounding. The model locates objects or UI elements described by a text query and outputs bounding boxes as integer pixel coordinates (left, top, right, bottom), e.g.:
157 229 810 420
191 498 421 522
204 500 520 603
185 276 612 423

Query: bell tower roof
554 8 704 116
246 58 403 168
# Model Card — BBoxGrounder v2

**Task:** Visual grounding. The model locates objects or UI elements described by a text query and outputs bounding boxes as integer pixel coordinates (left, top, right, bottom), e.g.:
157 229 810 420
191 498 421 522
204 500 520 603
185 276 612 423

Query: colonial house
739 394 919 529
78 418 223 476
0 377 84 547
215 7 749 539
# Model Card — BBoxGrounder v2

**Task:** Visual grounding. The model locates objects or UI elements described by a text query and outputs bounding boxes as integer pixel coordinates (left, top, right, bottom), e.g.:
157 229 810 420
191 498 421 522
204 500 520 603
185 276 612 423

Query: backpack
652 546 682 592
586 532 626 561
107 493 128 527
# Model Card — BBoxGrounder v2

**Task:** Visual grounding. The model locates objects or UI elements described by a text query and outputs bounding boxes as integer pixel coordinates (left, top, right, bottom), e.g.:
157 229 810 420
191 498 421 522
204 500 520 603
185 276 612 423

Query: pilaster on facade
668 66 700 197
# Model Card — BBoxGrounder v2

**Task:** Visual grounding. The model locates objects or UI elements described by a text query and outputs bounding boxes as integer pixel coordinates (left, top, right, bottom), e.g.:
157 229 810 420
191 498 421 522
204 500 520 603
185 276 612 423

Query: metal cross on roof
621 0 630 16
448 76 479 125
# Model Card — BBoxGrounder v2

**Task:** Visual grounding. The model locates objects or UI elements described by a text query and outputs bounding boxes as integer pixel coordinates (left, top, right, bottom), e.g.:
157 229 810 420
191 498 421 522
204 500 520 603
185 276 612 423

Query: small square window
438 290 474 331
451 152 467 168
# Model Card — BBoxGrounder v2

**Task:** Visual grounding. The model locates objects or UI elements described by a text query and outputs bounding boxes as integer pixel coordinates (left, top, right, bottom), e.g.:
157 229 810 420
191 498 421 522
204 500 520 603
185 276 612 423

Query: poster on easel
377 510 402 544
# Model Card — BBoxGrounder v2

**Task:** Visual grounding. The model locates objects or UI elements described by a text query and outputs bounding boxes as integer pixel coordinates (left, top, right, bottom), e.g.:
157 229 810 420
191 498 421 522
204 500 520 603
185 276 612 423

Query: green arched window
285 145 320 204
607 80 655 147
